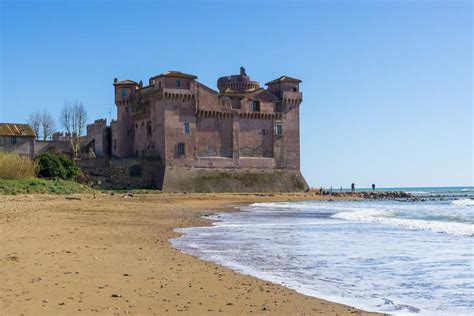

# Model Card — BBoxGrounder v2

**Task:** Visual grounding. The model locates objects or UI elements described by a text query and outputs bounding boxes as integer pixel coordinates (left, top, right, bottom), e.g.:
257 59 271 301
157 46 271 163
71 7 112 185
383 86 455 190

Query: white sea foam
332 209 473 236
247 202 318 210
408 191 429 194
172 199 474 315
451 199 474 206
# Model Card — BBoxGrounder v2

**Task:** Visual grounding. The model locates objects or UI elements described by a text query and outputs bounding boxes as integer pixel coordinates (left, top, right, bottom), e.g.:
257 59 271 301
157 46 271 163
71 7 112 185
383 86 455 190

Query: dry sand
0 192 381 315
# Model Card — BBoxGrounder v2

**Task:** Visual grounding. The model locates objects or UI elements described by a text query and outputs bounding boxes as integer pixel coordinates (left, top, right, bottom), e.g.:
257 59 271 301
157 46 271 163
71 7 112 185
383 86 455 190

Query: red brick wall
196 117 233 158
239 118 273 158
111 73 302 172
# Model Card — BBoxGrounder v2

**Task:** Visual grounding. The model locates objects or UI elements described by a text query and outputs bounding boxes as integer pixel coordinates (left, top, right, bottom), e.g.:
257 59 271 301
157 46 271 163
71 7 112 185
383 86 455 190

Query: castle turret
265 76 302 99
217 67 260 94
265 75 302 170
112 79 138 157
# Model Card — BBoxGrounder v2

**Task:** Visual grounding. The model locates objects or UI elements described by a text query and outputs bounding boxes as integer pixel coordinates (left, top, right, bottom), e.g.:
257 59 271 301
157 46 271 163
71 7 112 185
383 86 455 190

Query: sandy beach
0 192 380 315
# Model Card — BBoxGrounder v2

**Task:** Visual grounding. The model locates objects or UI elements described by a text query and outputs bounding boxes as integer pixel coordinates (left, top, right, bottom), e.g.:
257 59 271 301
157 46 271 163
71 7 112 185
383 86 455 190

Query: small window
135 123 138 128
252 100 260 112
177 143 185 155
183 122 190 134
176 80 181 88
122 88 127 97
275 123 283 136
141 122 144 127
127 130 131 137
158 81 162 89
125 106 129 113
113 139 117 149
274 102 283 113
292 87 298 92
135 150 138 157
260 129 267 136
11 136 17 144
147 122 152 136
232 99 241 110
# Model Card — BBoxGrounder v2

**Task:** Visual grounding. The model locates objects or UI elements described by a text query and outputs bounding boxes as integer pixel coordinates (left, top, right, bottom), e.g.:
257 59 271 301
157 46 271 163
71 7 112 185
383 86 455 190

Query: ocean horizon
172 186 474 315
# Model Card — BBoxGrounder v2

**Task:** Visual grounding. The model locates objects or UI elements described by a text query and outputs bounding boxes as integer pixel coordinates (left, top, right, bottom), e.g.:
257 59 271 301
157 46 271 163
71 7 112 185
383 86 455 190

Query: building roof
197 81 219 94
114 80 138 86
265 76 302 85
253 89 280 101
150 71 198 80
0 123 36 137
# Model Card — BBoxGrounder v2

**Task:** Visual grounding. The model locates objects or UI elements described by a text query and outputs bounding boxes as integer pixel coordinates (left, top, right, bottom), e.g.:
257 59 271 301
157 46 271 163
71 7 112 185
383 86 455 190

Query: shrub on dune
36 152 79 180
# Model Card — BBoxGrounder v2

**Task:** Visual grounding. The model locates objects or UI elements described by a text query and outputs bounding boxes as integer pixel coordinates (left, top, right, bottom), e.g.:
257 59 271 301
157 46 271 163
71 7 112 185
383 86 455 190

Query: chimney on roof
139 80 143 88
114 78 118 83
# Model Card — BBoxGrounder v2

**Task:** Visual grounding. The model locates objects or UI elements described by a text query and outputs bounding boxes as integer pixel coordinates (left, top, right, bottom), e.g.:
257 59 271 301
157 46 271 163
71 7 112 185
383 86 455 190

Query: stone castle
81 67 308 192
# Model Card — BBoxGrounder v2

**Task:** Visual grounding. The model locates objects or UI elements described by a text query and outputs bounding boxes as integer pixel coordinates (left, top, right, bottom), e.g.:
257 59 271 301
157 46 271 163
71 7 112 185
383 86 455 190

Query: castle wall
163 77 192 89
196 116 233 157
85 119 110 156
239 118 273 158
35 140 71 157
163 96 197 167
161 167 308 193
196 83 219 111
77 157 164 190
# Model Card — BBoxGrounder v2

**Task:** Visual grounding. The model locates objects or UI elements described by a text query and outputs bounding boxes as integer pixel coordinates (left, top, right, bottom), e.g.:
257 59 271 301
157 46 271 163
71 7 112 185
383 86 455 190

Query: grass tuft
0 151 38 179
0 178 94 195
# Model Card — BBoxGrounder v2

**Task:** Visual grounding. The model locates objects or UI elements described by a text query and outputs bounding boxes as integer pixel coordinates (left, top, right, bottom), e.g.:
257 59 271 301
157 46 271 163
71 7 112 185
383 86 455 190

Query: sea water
171 187 474 315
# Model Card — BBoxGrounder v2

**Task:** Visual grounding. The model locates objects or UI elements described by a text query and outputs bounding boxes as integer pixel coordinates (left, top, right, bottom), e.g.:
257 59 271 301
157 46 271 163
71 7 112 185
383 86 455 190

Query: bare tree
60 101 88 158
41 110 55 140
28 111 42 140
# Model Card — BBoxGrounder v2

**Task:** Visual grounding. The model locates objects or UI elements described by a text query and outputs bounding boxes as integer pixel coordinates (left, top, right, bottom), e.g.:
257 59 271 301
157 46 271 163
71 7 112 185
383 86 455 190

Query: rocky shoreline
337 191 412 200
308 190 412 200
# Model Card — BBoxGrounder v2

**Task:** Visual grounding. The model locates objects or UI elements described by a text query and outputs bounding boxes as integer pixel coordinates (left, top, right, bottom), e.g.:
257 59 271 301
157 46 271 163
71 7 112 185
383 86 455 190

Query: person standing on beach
351 183 355 192
372 184 376 191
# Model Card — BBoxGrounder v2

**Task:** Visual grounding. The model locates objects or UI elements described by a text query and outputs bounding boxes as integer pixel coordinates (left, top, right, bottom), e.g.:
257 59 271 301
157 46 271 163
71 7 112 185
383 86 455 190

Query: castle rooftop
265 75 302 85
217 67 260 94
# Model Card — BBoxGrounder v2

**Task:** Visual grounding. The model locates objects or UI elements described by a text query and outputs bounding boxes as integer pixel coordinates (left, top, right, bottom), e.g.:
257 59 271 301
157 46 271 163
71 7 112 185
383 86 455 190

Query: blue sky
1 0 472 188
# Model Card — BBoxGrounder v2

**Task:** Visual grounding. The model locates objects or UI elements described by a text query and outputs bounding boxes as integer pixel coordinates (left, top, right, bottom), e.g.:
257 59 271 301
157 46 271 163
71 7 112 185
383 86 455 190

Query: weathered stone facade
84 68 308 192
0 123 36 157
83 119 111 157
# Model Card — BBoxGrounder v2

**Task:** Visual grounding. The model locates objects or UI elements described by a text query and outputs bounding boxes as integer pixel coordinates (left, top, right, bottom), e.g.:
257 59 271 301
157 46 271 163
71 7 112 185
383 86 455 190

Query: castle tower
112 78 138 157
265 76 303 169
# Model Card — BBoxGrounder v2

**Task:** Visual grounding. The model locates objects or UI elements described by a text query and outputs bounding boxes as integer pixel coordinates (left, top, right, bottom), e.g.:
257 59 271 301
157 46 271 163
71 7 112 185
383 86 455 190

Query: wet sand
0 192 381 315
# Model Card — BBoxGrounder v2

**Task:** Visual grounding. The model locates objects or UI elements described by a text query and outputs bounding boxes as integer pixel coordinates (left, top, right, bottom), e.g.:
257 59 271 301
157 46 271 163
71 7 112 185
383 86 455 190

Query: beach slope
0 193 379 315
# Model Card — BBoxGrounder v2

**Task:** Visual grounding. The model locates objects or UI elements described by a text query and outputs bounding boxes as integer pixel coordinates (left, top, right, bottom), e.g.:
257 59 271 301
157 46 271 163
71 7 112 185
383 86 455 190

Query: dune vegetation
0 151 38 179
0 151 91 194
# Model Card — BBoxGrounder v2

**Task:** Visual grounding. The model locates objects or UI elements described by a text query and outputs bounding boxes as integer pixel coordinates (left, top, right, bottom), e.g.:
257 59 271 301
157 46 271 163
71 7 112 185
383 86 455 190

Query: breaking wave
332 208 473 236
451 199 474 206
173 199 474 315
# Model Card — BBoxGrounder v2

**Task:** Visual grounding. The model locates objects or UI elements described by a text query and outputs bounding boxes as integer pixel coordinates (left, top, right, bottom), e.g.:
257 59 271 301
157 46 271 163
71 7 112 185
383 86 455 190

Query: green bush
36 153 79 180
58 155 80 179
